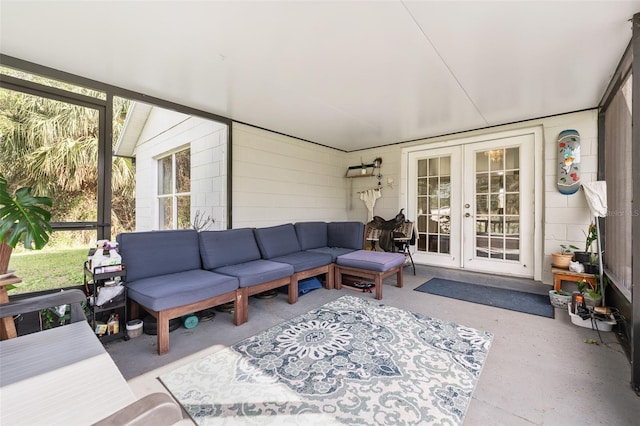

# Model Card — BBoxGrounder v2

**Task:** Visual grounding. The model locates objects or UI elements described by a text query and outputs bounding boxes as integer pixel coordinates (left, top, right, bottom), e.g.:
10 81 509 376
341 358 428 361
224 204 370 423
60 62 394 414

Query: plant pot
583 263 599 274
549 289 572 309
583 292 602 307
0 240 12 275
573 251 591 264
552 252 573 269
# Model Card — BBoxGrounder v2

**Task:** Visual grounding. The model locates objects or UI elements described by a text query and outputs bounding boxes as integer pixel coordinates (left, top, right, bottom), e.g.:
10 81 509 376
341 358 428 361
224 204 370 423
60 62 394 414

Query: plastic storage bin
126 319 143 338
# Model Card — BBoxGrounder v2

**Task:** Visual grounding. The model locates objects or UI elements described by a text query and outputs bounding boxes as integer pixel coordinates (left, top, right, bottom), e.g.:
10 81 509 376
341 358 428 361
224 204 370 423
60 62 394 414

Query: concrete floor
105 265 640 425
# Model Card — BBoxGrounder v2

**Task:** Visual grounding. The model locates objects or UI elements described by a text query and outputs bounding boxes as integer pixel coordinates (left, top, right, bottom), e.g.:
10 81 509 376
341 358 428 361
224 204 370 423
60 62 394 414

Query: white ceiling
1 1 638 151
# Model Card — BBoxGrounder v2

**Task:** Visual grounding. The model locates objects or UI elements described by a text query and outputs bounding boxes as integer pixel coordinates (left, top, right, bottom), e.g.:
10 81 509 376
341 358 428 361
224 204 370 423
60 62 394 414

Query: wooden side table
552 268 597 292
0 275 21 340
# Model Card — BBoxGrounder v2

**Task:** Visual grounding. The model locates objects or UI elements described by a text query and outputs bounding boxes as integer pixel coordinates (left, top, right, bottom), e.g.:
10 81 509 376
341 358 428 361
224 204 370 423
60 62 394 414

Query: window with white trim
158 148 191 230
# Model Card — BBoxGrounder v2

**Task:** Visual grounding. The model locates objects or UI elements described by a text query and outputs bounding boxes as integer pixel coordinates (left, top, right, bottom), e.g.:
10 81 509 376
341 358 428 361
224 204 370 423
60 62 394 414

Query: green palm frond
0 173 52 250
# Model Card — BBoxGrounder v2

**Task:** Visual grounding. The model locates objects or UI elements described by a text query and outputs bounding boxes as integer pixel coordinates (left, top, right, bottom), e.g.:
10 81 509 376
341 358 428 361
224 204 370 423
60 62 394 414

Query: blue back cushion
254 224 301 259
199 228 261 270
295 222 328 250
328 221 364 249
116 230 201 282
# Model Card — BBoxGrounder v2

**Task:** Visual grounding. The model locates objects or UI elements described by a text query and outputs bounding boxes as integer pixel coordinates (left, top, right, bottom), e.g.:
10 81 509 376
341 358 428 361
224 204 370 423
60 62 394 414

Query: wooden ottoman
334 250 405 300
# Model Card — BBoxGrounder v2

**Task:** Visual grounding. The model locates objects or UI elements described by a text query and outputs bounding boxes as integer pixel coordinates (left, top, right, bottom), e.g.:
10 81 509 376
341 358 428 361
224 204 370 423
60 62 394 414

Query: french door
407 133 535 277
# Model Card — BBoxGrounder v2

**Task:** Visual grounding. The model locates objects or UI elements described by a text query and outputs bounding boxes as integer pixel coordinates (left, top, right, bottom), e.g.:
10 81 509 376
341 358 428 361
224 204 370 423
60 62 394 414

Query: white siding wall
231 123 347 228
134 110 227 231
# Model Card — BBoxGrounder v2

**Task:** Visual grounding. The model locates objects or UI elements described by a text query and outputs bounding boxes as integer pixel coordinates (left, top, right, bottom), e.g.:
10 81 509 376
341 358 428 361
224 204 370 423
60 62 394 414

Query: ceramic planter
551 252 573 269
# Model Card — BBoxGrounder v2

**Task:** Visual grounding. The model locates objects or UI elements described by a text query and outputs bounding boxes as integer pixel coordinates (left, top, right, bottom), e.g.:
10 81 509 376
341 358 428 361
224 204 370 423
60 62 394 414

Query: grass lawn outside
7 247 87 295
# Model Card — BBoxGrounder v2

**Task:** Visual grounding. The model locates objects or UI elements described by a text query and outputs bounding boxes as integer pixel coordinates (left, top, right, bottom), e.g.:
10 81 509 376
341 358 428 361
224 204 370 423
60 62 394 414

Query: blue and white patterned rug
160 295 493 425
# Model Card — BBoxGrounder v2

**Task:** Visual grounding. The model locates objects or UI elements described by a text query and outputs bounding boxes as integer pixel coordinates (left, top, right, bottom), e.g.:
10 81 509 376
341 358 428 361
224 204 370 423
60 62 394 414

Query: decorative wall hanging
557 129 581 194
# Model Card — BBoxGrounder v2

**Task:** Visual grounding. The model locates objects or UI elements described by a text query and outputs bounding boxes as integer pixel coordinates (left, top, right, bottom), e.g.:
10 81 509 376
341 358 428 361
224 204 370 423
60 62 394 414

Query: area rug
160 295 493 425
414 278 554 318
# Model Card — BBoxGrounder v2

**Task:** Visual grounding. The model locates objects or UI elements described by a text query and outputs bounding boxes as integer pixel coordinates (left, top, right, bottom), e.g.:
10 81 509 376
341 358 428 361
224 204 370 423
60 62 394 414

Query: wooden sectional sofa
117 222 364 355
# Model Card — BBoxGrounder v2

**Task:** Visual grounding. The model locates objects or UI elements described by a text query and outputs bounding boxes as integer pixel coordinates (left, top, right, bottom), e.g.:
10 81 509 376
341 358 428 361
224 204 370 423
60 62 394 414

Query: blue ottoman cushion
336 250 405 272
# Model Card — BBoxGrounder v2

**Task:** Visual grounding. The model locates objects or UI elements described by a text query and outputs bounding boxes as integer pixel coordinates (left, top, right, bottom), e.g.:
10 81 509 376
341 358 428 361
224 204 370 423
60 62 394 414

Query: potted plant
0 173 53 275
551 244 578 269
548 288 572 309
574 223 599 272
577 277 606 307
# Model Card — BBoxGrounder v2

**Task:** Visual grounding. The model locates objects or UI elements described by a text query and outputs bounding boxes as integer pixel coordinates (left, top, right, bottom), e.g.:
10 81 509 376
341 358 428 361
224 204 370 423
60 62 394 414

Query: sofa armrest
0 289 87 324
92 392 183 426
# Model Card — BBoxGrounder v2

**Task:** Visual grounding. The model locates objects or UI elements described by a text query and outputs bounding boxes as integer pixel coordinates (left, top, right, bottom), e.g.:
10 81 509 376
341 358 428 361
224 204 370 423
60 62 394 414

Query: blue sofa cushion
126 269 238 312
117 230 202 282
294 222 328 250
336 250 405 272
199 229 261 270
254 224 301 259
307 247 356 262
270 251 332 273
215 259 293 288
328 222 364 250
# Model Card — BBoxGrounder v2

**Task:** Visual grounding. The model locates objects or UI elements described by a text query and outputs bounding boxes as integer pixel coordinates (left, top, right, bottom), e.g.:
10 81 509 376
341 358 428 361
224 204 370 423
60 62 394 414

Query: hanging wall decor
557 129 581 195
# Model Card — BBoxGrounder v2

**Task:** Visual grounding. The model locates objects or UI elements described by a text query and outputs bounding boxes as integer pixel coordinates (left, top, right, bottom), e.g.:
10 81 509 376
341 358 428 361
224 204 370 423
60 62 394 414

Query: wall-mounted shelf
345 157 382 178
346 165 376 178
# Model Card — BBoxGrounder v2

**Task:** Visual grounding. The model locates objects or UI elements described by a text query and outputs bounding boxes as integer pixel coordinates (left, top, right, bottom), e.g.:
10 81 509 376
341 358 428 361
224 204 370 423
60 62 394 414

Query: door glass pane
418 159 427 176
476 152 489 172
440 157 451 175
416 155 451 254
428 158 439 176
505 148 519 169
418 177 428 195
475 147 520 261
505 238 520 261
418 197 428 214
417 215 427 233
439 177 451 208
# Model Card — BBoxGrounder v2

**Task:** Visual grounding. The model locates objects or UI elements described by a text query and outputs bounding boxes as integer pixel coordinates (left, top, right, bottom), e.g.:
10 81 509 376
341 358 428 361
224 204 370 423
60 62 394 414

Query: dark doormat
414 278 554 318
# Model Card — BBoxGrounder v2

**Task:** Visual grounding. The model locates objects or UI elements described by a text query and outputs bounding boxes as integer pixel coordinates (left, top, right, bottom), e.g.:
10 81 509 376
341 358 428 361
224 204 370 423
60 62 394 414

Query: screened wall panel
604 74 632 300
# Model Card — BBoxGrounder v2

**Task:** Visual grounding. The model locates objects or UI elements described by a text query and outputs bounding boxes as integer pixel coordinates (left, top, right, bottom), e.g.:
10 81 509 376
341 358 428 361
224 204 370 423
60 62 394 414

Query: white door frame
400 126 543 281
